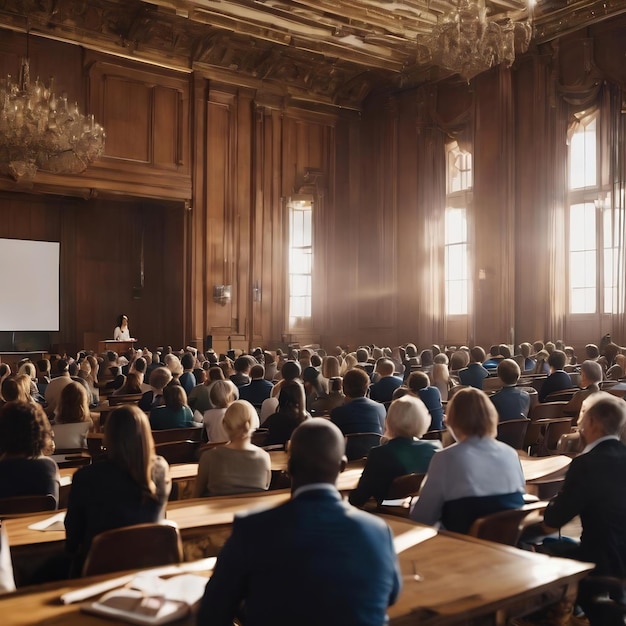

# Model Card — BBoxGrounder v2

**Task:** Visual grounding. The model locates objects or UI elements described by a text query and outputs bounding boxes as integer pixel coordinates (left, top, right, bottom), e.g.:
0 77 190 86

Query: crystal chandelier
0 58 105 182
419 0 533 82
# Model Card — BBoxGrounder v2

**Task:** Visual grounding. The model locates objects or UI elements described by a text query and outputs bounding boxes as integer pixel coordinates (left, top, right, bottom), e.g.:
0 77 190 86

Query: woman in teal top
149 382 199 430
349 395 441 507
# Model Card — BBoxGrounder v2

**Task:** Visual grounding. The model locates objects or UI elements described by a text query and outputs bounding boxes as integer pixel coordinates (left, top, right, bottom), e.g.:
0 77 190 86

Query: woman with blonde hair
0 374 34 405
194 400 270 497
53 382 94 449
349 395 441 507
410 387 525 534
340 353 357 376
65 405 171 573
203 380 238 442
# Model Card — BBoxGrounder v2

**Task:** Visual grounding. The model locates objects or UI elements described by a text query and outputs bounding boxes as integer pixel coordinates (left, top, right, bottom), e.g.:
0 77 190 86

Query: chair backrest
344 432 381 461
543 389 578 403
82 521 183 577
482 377 503 393
154 440 202 464
251 428 268 447
530 401 567 421
526 476 565 500
0 494 57 516
496 418 530 450
468 501 548 546
541 417 574 452
386 473 425 499
151 426 204 444
107 393 144 406
421 429 446 441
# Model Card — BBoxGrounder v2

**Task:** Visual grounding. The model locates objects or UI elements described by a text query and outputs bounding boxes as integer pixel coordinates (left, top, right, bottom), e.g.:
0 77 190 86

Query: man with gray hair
563 360 603 418
543 392 626 624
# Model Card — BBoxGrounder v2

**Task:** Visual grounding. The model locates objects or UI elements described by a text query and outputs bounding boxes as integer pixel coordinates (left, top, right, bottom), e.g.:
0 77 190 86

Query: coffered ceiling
0 0 624 108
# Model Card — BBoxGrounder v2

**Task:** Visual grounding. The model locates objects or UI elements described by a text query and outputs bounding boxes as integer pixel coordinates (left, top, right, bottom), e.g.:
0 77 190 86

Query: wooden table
0 517 593 626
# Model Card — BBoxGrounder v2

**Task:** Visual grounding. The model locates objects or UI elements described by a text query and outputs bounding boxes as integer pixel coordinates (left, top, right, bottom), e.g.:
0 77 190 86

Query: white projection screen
0 239 60 331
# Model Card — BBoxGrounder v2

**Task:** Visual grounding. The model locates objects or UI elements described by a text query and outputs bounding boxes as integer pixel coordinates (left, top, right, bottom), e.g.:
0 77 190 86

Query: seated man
331 368 386 435
458 346 489 389
489 359 530 421
369 358 403 404
543 393 626 625
563 360 602 418
538 350 573 402
196 420 401 626
239 364 274 409
407 371 444 431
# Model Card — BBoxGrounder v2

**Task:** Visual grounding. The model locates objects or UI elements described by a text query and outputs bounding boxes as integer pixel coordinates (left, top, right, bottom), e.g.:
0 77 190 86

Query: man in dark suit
538 350 573 402
197 419 401 626
369 358 403 403
489 359 530 421
543 393 626 625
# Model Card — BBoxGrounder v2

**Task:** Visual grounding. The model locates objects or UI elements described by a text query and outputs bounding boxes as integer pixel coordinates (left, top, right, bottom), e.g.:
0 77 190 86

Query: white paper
27 512 66 532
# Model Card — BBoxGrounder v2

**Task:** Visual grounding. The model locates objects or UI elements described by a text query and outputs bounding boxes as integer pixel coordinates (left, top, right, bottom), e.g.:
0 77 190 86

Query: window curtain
607 84 626 344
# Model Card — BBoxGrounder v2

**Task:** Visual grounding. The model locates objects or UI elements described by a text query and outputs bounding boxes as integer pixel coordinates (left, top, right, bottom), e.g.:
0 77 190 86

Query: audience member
331 368 386 436
194 400 269 497
349 395 441 507
407 371 444 431
369 359 402 404
310 376 345 416
178 352 197 395
543 393 626 625
203 380 238 442
0 402 59 504
563 360 603 417
230 356 253 388
53 382 94 449
238 364 273 409
149 382 198 430
538 350 573 402
138 367 172 412
264 381 309 448
410 387 525 533
489 359 530 421
260 360 302 423
64 405 171 575
458 347 489 389
197 419 401 626
44 359 72 416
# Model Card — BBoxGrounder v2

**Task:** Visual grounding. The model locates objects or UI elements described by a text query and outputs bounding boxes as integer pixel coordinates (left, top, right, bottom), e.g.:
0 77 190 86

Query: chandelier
419 0 533 82
0 58 105 182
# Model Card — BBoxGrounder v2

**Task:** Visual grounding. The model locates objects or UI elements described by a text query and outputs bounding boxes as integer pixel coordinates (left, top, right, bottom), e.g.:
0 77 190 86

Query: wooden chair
543 388 578 403
541 418 575 455
377 473 425 517
154 440 202 464
422 429 447 441
526 476 565 500
344 432 381 461
482 377 503 393
87 434 107 462
526 417 574 456
496 418 530 450
151 426 204 445
529 401 568 421
82 521 183 577
467 501 548 546
251 428 268 447
0 494 57 516
107 393 144 406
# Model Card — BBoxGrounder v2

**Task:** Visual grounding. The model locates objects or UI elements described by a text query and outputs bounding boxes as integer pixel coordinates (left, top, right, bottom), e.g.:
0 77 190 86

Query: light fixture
419 0 533 82
0 51 105 182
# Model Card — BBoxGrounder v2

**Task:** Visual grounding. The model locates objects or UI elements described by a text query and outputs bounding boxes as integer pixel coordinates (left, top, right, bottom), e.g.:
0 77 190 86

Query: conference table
0 516 593 626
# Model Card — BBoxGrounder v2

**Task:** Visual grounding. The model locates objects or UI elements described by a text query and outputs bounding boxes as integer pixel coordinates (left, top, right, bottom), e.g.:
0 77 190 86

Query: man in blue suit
490 359 530 421
197 419 401 626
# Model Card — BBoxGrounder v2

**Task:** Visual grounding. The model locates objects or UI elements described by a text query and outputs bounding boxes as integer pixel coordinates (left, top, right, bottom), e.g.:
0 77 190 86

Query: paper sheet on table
28 512 66 531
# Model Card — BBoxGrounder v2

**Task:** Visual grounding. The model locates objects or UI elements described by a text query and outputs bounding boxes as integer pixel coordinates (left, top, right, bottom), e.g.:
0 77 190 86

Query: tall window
288 197 313 327
567 113 617 314
445 141 472 315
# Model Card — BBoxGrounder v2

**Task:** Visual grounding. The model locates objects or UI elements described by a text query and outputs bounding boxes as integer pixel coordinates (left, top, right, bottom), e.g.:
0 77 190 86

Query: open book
81 573 209 625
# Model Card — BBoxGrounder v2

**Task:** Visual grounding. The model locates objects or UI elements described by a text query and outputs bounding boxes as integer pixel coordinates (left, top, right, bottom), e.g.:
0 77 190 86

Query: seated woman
150 382 199 430
349 395 441 508
203 380 237 442
194 400 271 497
138 367 172 412
111 372 143 396
407 371 444 431
0 374 34 406
264 380 309 448
53 382 94 450
0 401 59 505
410 387 525 534
64 405 171 574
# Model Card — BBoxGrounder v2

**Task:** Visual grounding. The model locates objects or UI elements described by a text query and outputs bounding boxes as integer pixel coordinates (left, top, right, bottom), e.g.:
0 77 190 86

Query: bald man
197 420 401 626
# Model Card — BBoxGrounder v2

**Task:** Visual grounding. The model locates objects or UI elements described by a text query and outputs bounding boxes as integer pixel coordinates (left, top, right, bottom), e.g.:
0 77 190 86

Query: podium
97 340 136 355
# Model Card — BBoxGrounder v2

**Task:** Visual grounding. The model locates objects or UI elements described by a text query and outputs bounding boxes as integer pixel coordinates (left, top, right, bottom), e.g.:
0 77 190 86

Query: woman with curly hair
0 401 59 505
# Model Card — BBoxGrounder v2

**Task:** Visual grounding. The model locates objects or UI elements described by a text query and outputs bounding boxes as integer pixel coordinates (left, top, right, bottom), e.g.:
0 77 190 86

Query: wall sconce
253 280 262 302
213 285 231 306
